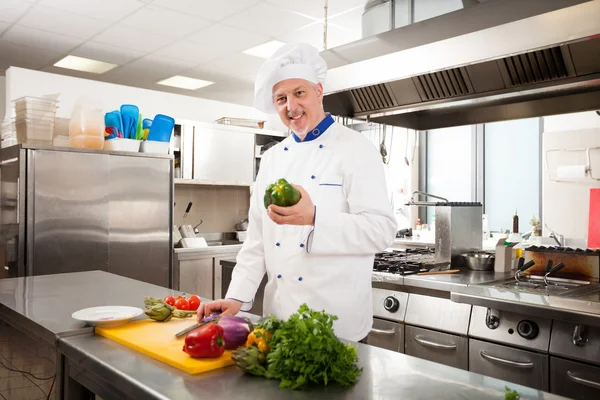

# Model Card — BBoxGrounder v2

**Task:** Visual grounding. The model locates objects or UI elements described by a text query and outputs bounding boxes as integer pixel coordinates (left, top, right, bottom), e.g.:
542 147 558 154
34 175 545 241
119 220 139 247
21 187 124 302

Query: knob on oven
384 296 400 312
517 320 539 340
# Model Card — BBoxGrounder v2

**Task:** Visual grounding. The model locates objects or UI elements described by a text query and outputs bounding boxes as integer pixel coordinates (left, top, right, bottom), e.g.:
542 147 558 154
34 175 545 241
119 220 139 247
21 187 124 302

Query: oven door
368 318 404 353
469 339 549 391
405 325 468 370
550 356 600 399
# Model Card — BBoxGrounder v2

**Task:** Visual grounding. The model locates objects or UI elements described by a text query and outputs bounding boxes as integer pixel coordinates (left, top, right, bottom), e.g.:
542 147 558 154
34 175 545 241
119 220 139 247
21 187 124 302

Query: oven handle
370 327 396 336
414 335 457 350
480 351 534 369
567 371 600 389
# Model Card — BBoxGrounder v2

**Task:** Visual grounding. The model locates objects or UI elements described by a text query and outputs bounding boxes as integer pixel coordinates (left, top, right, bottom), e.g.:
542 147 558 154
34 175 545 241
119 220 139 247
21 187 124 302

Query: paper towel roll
556 165 587 180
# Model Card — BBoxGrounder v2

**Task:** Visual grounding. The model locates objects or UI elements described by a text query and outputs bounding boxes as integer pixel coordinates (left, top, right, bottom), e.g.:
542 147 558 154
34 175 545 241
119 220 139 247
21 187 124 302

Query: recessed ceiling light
242 40 286 59
54 55 117 74
157 75 214 90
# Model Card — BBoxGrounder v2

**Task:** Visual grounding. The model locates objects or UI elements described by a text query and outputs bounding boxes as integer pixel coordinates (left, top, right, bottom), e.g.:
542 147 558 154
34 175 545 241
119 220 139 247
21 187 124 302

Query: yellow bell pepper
245 329 271 353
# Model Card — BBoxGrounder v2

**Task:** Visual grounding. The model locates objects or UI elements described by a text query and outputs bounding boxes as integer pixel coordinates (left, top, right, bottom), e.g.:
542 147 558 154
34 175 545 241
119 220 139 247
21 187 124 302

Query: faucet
545 223 565 247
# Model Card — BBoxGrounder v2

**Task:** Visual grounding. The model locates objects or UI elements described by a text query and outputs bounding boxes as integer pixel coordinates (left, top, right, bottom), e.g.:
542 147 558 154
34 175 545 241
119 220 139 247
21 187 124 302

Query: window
425 125 474 221
484 118 541 233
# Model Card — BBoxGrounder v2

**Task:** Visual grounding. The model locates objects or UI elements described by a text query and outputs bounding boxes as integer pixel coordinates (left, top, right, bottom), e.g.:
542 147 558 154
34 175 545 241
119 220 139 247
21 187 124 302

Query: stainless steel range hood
322 0 600 130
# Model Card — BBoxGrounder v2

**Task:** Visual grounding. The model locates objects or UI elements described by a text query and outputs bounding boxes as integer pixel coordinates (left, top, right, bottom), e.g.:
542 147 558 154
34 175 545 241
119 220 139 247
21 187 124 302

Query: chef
198 42 397 342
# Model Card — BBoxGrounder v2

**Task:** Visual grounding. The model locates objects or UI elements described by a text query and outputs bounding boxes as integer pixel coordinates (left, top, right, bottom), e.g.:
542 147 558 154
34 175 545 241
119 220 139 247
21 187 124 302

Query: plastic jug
69 97 104 150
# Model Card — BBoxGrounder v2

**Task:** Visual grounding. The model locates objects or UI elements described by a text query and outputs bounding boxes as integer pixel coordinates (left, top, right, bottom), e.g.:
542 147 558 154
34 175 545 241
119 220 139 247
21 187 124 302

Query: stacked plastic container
12 96 59 146
0 120 17 148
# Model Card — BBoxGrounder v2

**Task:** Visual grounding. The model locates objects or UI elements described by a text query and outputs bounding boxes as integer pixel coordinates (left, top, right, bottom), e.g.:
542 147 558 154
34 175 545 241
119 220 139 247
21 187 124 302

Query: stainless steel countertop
0 271 185 346
18 143 173 159
451 285 600 328
402 269 512 292
174 244 243 259
58 332 565 400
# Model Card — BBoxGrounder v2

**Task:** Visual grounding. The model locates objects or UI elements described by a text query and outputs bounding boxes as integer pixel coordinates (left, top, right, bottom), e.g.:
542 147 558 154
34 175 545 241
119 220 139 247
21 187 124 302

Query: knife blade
175 311 222 338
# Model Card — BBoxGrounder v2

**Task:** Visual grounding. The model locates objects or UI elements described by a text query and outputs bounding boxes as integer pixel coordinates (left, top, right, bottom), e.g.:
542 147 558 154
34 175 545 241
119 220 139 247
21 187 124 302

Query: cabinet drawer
551 357 600 399
405 325 468 370
469 339 548 391
368 318 404 353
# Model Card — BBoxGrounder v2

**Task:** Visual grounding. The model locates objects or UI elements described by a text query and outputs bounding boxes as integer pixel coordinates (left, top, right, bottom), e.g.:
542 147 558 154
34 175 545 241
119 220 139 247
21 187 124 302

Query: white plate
72 306 144 327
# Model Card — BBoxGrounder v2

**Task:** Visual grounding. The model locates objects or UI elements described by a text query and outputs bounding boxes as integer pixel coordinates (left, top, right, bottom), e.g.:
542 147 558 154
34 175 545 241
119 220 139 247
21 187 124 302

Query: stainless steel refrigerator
0 144 173 288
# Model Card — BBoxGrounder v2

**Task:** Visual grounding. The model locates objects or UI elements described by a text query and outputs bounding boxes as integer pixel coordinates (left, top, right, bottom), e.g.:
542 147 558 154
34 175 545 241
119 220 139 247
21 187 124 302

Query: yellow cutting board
95 318 234 374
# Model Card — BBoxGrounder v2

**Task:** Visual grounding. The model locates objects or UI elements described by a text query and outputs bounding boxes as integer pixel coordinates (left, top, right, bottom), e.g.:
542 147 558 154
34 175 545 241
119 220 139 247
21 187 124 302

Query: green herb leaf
254 303 361 390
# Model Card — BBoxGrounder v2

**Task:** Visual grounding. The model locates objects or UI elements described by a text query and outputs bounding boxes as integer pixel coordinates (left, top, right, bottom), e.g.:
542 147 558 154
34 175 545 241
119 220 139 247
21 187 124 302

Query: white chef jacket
225 115 397 341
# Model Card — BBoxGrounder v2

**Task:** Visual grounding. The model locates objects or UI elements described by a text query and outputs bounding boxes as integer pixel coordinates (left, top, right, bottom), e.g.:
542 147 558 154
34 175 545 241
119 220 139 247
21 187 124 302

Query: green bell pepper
264 179 301 208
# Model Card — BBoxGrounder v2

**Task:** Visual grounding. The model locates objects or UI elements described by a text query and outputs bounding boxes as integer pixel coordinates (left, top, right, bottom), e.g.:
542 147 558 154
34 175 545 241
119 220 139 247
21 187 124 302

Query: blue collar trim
292 114 334 143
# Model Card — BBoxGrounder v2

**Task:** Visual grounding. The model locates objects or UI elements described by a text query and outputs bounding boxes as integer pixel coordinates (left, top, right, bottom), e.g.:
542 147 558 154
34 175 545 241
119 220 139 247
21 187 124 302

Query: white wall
4 67 287 130
0 77 6 121
543 111 600 242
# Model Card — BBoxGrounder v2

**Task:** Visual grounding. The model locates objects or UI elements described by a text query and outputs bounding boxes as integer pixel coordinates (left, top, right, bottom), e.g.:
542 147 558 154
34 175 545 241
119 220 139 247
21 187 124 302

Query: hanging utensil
183 202 192 219
380 124 388 164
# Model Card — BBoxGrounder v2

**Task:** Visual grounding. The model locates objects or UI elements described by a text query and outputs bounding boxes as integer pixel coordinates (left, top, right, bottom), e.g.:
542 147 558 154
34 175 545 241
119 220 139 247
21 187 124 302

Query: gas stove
373 248 437 275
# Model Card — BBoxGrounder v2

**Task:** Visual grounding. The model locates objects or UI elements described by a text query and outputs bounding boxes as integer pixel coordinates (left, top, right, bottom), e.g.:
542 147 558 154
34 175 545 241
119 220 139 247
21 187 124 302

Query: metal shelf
174 178 251 187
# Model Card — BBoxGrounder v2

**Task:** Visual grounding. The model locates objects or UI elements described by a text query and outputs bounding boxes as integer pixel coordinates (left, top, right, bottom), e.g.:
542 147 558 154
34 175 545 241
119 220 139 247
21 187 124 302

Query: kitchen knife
175 312 222 338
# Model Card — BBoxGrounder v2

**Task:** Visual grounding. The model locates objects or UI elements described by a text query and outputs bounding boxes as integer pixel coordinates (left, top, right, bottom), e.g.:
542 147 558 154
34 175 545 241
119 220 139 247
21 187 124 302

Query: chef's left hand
267 185 315 226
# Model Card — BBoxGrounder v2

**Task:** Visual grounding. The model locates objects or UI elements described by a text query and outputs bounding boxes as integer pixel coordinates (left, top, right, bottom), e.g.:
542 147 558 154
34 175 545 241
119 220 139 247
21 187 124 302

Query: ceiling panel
204 53 265 80
18 5 111 39
39 0 146 22
188 23 271 52
0 21 10 35
281 21 360 52
70 41 145 65
93 25 174 53
3 25 82 53
328 6 364 32
120 5 212 39
220 2 315 37
153 40 230 65
152 0 259 22
265 0 367 20
0 0 34 23
0 39 63 70
126 54 197 76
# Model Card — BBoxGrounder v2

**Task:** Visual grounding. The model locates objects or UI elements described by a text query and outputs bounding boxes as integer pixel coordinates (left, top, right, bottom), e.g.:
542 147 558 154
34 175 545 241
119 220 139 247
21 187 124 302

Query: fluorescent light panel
54 55 117 74
243 40 286 59
157 75 214 90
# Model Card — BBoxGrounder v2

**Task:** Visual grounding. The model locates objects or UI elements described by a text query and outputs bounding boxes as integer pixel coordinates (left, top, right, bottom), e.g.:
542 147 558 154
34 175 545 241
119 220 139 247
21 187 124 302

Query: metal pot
462 252 495 271
235 218 249 231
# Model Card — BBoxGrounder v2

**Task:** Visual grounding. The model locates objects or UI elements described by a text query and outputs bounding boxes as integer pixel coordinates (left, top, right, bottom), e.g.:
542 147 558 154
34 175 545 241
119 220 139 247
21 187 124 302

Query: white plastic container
139 140 170 154
15 118 55 145
104 138 140 152
14 96 58 114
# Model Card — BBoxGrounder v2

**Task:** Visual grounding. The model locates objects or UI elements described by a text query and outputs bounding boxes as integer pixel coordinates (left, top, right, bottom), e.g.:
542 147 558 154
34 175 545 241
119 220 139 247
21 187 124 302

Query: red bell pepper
182 323 225 358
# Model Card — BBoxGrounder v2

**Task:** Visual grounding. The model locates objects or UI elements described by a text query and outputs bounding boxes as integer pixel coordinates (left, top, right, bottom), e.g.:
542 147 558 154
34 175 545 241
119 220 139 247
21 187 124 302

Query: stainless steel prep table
0 270 187 399
57 331 566 400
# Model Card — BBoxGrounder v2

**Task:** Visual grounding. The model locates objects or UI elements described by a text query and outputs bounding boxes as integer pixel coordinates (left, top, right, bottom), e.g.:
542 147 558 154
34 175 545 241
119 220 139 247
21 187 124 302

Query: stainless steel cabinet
368 318 404 353
469 339 549 391
0 145 173 287
550 357 600 399
405 325 468 370
178 257 214 299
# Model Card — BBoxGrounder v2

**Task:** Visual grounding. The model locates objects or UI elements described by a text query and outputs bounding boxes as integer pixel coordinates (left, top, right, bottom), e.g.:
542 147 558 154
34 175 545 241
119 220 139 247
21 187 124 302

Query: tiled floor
0 321 56 400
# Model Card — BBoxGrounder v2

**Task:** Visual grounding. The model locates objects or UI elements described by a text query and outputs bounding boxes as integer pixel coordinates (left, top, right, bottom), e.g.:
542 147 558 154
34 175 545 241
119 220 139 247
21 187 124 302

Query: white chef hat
253 42 328 114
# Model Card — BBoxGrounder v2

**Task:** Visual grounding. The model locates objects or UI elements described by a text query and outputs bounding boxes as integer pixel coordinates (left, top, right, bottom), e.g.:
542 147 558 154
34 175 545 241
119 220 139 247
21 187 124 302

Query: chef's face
272 78 325 137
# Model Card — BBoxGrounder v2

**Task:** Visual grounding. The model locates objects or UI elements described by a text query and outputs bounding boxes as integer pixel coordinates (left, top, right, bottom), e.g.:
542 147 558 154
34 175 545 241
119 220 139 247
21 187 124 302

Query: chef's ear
314 82 324 100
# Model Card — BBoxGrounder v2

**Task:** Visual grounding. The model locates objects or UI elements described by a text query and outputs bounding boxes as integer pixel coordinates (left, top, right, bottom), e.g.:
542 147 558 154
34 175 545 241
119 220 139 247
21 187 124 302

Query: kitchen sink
482 276 600 297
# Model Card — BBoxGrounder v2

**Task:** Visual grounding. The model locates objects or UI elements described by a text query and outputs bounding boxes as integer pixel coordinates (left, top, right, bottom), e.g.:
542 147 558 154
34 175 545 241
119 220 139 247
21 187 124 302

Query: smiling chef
198 42 397 343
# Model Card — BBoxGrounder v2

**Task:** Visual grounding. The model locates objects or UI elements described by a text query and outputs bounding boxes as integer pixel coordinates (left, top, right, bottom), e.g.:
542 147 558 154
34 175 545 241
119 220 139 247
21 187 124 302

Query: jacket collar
291 114 334 143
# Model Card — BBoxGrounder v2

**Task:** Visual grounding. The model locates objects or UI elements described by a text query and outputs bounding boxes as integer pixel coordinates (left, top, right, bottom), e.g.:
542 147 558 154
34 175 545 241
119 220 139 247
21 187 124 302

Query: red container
589 189 600 249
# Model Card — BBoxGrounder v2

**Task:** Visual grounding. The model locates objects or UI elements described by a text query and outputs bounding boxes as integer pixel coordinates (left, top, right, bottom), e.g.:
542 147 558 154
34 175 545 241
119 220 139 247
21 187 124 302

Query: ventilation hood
322 0 600 130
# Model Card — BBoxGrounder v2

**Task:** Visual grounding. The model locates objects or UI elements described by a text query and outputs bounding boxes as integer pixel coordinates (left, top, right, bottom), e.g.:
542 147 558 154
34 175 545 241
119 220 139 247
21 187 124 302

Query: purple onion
217 315 254 349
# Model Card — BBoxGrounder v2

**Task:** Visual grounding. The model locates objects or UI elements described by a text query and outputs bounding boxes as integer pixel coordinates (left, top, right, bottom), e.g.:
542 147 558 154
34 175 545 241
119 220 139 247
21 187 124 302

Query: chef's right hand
197 298 243 321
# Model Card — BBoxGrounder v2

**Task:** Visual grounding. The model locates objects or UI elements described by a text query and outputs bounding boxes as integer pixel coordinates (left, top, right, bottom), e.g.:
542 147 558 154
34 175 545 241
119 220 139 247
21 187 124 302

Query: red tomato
174 298 190 310
188 295 201 311
164 296 175 306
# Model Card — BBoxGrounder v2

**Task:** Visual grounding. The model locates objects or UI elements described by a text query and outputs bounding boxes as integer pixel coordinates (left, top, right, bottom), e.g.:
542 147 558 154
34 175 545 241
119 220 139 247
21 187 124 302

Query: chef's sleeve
306 141 397 255
224 152 269 311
